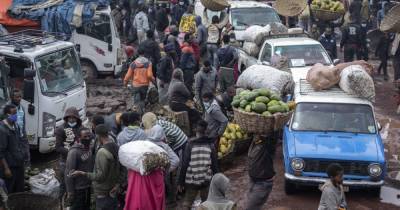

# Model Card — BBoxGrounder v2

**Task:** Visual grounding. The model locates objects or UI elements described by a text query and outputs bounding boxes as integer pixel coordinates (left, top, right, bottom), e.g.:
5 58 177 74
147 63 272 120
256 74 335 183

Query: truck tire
81 60 97 80
284 179 297 195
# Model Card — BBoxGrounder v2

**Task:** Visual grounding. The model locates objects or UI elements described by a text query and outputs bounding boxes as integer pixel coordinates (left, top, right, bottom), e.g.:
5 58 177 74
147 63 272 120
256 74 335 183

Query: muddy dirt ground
31 58 400 210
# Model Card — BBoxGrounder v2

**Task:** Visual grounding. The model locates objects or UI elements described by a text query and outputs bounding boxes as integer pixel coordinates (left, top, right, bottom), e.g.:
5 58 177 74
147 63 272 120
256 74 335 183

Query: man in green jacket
71 124 120 210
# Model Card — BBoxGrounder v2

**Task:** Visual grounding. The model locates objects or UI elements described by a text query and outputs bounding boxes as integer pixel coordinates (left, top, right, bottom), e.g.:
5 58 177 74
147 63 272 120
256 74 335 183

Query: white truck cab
194 1 281 41
70 6 124 79
0 30 88 153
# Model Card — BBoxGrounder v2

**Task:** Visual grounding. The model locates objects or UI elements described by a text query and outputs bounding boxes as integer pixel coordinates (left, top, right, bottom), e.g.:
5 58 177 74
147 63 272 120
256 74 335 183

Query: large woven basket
380 4 400 33
274 112 293 131
311 8 345 21
275 0 307 17
233 108 275 134
200 0 229 11
8 192 59 210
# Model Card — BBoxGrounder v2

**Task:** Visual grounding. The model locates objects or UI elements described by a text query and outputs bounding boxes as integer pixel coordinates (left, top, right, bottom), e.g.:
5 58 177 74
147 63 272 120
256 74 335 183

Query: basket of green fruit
232 88 293 134
311 0 345 21
275 0 308 17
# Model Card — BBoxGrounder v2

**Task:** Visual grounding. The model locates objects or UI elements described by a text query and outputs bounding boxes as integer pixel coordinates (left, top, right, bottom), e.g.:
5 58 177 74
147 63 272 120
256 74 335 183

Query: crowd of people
1 0 400 210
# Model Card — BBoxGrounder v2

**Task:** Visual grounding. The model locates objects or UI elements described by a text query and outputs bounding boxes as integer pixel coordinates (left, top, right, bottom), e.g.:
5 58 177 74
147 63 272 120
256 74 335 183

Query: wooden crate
163 106 191 136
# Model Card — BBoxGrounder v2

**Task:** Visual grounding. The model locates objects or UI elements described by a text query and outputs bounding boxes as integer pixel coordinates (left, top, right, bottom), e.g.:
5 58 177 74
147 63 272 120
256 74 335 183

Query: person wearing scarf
198 173 237 210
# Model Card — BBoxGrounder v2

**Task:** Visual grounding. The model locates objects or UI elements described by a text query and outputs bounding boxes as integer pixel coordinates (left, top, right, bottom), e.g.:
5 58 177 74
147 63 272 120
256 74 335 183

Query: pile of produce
311 0 345 12
218 123 248 158
231 88 293 116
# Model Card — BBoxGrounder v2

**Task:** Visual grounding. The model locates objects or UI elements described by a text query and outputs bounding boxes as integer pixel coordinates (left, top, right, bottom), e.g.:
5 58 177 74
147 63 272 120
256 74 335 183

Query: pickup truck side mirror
23 68 35 104
262 61 271 66
108 43 113 52
377 122 382 131
333 59 340 65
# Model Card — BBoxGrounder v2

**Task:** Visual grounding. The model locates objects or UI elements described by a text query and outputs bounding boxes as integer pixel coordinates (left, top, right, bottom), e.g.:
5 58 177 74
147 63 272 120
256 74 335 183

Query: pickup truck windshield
292 103 376 134
273 44 331 67
231 7 280 30
36 47 83 94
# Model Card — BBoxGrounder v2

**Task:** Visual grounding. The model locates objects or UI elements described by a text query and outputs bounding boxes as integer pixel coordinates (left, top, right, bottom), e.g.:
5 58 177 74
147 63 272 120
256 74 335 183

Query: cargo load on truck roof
1 0 110 36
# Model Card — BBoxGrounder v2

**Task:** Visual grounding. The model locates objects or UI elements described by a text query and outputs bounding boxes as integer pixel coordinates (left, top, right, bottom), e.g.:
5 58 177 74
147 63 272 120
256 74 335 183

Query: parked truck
0 30 88 153
1 2 124 79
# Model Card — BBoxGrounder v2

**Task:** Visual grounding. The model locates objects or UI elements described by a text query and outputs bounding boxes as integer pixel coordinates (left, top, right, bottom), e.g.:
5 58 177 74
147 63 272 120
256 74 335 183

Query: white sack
118 140 169 175
242 25 271 46
29 169 60 199
236 65 294 97
242 42 260 57
339 65 375 101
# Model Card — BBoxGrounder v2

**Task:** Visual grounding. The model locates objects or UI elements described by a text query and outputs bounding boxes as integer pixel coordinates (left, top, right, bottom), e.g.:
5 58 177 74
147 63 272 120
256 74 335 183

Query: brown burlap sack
306 63 341 90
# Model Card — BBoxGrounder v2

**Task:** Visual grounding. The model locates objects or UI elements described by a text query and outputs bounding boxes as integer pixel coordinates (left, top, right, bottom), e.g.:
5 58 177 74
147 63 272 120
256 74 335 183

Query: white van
0 30 88 153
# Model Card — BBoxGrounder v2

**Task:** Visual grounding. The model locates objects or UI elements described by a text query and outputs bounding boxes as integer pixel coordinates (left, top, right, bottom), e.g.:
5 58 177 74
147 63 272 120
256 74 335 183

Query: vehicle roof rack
264 29 310 40
0 29 67 50
299 79 355 97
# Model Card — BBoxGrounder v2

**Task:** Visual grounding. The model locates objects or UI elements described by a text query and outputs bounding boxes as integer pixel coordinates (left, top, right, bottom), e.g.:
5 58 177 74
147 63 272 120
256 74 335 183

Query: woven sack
200 0 229 11
275 0 307 17
380 4 400 33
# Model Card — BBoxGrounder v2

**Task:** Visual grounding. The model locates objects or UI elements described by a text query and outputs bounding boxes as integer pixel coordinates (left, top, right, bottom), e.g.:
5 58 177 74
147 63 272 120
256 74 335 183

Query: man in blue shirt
319 27 337 60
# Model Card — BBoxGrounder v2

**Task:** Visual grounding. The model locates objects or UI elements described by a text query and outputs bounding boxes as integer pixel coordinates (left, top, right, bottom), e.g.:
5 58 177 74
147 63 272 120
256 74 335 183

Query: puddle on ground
380 186 400 206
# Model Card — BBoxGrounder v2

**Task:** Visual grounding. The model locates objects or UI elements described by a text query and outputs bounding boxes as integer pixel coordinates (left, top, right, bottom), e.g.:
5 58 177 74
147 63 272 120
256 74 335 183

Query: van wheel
81 61 97 80
284 179 296 195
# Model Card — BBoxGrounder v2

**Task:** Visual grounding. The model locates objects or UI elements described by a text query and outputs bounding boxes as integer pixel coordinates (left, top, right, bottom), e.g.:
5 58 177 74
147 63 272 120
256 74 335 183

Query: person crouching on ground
202 92 228 143
318 163 347 210
198 173 236 210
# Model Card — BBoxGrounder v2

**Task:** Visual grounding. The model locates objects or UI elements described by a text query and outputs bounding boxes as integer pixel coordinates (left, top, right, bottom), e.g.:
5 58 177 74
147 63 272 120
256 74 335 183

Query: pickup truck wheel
81 61 97 80
284 179 297 195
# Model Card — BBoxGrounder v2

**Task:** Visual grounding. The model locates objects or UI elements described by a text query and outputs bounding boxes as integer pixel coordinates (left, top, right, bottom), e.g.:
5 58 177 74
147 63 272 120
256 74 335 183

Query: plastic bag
236 65 294 97
29 169 60 199
242 42 260 57
306 63 341 90
118 140 170 175
339 65 375 101
242 25 271 46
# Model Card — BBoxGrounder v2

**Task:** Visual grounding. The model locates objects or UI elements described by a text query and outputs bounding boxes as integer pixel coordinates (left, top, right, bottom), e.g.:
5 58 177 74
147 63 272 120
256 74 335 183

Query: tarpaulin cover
0 0 39 26
6 0 110 36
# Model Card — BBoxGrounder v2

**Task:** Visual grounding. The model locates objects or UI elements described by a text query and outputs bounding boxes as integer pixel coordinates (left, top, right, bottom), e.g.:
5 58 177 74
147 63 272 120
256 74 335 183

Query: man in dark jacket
155 4 169 42
140 30 161 76
217 34 238 92
9 89 29 168
0 104 25 193
71 125 121 210
340 15 364 62
65 128 94 210
376 32 391 81
180 33 197 93
55 107 83 201
245 135 276 210
157 43 176 104
319 27 337 60
178 120 219 210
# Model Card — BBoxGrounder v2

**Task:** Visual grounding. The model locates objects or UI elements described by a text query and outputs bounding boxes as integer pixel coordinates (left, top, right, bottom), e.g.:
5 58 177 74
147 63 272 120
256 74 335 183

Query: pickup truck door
260 43 272 65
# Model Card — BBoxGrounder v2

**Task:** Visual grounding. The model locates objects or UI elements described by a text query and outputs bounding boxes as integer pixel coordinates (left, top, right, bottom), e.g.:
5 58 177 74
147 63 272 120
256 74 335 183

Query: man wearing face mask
0 104 26 193
319 27 337 60
202 92 228 142
194 60 218 105
55 107 83 203
65 128 94 210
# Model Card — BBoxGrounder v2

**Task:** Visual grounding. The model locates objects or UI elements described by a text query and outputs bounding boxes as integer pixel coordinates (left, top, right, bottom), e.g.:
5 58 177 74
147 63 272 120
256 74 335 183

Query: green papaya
244 92 259 102
255 96 270 104
233 95 241 101
252 102 267 114
245 104 252 112
262 111 272 117
255 88 271 97
231 99 241 108
267 100 280 107
268 105 282 114
240 100 249 108
270 94 281 101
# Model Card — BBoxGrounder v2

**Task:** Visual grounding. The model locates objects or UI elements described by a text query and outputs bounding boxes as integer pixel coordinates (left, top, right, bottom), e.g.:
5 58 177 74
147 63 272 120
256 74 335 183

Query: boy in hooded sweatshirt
124 47 155 114
198 173 236 210
117 112 147 146
318 163 347 210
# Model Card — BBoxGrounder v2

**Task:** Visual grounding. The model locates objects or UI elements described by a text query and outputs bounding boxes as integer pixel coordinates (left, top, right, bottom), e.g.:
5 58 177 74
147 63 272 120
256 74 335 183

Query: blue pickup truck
283 80 385 195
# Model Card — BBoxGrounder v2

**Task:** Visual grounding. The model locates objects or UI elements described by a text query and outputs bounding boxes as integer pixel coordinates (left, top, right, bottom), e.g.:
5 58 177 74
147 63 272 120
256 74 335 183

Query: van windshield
36 47 83 94
231 7 280 30
273 44 332 67
291 103 376 134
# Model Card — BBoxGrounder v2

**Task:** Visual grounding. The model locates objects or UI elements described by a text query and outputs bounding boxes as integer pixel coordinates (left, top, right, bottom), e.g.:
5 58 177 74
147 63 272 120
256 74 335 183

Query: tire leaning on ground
284 179 297 195
81 60 98 80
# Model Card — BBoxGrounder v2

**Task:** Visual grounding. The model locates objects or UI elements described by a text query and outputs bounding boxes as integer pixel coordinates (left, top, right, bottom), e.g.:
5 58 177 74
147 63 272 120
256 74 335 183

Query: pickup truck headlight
291 158 305 171
43 112 56 138
368 164 382 177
